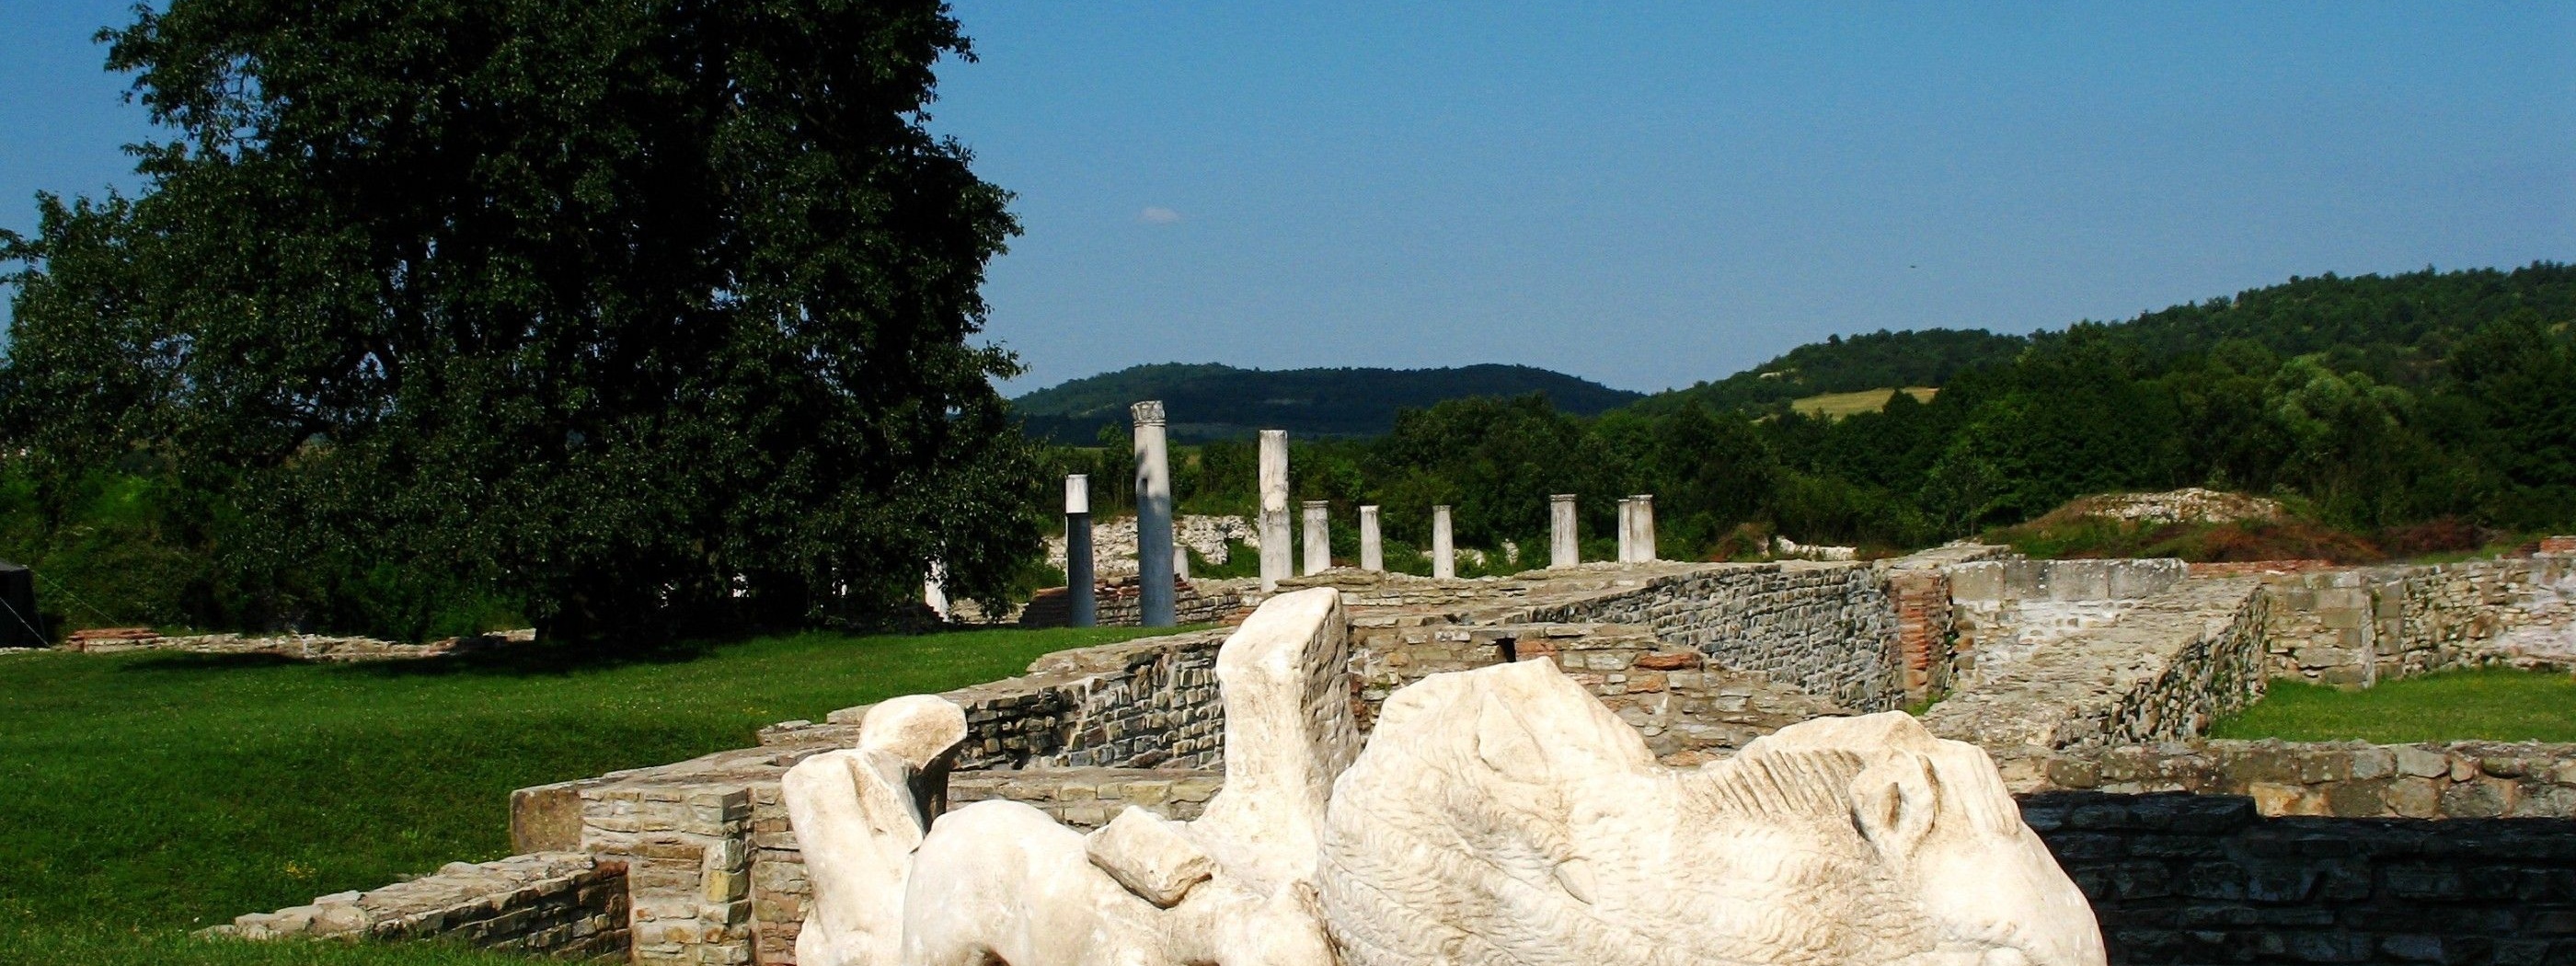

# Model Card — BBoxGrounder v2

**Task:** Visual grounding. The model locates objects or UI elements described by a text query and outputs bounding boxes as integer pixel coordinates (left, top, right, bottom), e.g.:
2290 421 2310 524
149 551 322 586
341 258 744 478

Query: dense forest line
1062 264 2576 568
1009 362 1642 443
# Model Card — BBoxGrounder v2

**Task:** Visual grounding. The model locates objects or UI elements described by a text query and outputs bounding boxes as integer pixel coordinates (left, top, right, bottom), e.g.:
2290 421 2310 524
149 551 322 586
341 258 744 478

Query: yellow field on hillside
1789 386 1938 419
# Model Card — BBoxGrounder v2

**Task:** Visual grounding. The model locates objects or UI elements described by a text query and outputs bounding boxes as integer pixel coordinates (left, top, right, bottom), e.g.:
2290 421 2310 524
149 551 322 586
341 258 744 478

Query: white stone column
1172 545 1190 581
1258 430 1292 592
1549 494 1579 569
923 560 949 621
1133 401 1175 627
1431 505 1455 580
1616 498 1637 563
1630 493 1656 562
1358 505 1384 571
1302 500 1330 576
1064 475 1095 627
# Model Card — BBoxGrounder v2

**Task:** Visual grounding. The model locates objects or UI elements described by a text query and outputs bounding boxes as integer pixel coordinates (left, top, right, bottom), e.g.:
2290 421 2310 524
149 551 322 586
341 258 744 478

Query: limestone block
1086 807 1216 907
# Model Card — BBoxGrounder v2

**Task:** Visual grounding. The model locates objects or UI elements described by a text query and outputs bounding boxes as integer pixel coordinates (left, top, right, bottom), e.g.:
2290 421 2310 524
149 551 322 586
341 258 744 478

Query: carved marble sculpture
785 586 2105 966
1318 659 2105 966
780 696 968 966
786 586 1354 966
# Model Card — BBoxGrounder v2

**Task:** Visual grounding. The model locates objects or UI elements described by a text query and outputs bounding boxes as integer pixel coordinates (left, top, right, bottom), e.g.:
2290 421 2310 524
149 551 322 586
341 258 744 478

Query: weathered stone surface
203 852 627 959
2035 739 2576 819
1320 664 2102 966
1926 576 2268 762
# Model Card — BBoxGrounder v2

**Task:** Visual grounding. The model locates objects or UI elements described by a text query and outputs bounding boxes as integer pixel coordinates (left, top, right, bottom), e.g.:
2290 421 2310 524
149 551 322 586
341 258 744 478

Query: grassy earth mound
1985 489 2526 565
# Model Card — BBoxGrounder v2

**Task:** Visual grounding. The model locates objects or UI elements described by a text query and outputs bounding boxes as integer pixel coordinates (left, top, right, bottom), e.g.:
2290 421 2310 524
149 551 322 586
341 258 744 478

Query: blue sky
5 2 2570 394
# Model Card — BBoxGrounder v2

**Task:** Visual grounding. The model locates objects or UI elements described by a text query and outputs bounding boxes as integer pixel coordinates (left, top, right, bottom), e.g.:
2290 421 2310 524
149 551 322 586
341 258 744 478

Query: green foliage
0 625 1173 962
1643 328 2026 414
1115 264 2576 559
0 0 1041 640
1010 362 1645 443
2211 669 2576 743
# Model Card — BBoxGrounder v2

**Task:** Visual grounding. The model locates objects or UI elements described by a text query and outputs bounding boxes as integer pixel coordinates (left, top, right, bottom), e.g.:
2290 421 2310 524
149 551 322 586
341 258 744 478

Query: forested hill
1010 362 1643 443
1639 263 2576 415
1641 328 2028 413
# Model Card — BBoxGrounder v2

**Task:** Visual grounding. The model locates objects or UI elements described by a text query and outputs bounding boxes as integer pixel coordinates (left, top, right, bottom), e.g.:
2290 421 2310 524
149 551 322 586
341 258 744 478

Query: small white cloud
1138 206 1181 224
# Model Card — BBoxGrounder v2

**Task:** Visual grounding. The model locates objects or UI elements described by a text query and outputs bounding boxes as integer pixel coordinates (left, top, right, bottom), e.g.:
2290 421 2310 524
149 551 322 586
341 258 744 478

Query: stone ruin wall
1342 614 1850 763
1043 513 1258 576
219 547 2576 965
1017 574 1251 628
1943 558 2191 689
2259 555 2576 685
204 852 627 957
2045 739 2576 820
1922 575 2273 783
1517 561 1910 712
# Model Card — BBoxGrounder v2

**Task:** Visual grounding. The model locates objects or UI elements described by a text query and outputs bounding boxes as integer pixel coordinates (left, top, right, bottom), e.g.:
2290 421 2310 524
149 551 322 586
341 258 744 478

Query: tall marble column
1358 505 1384 571
1064 474 1095 627
1258 430 1292 592
1432 505 1455 580
1616 498 1637 563
1302 500 1330 576
1630 494 1657 562
1549 494 1579 569
1133 401 1175 627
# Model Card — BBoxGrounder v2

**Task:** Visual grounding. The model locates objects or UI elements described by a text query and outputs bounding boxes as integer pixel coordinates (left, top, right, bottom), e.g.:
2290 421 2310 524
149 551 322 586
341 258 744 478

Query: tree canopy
0 0 1040 639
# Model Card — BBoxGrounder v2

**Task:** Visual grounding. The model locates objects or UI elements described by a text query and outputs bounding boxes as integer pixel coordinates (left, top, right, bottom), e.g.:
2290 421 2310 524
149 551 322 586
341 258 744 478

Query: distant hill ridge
1010 362 1643 443
1017 264 2576 442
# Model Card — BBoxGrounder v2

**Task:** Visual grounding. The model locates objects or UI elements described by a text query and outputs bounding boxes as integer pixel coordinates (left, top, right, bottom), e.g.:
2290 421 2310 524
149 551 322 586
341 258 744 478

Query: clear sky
5 2 2570 394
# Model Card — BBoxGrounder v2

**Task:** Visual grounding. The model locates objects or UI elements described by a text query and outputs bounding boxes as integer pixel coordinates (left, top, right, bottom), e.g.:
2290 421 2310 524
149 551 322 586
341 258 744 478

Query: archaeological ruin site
191 402 2576 966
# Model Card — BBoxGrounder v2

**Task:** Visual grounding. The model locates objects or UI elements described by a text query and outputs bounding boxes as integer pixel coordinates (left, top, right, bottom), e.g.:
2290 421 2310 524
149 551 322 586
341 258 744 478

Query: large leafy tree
0 0 1039 638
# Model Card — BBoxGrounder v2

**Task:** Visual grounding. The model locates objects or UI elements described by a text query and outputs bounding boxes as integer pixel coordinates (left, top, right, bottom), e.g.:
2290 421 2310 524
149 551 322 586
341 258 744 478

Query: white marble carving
787 587 1354 966
1318 659 2105 966
788 588 2101 966
780 696 968 966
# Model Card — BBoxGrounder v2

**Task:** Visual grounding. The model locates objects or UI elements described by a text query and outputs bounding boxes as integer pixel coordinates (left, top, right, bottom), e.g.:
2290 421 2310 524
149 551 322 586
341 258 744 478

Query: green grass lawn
2210 668 2576 743
0 625 1176 964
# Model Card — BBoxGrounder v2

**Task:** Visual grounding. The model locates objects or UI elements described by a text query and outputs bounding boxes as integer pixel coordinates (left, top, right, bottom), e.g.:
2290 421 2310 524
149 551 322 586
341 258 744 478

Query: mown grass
2210 668 2576 744
0 625 1177 964
1787 386 1938 420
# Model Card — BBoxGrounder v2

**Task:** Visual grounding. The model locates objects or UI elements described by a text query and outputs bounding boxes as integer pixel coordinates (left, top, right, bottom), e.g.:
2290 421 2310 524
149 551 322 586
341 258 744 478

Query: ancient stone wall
1017 575 1249 628
2041 739 2576 819
1519 562 1906 711
64 627 534 661
1043 514 1258 577
1923 577 2270 771
1945 558 2190 688
207 852 628 959
2025 792 2576 965
812 628 1233 771
2260 555 2576 685
1343 615 1847 762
